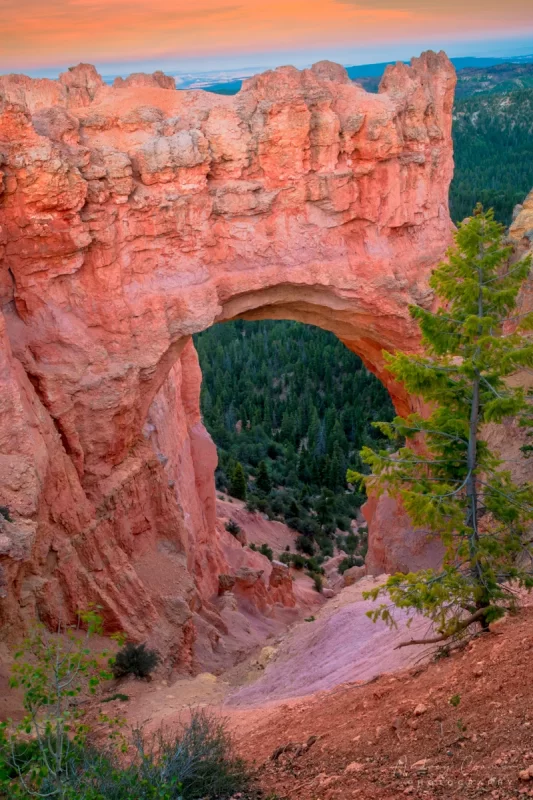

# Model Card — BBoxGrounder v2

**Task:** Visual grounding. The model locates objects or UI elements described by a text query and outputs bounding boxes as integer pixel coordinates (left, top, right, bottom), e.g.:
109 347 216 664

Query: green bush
101 693 129 703
112 643 160 680
338 555 365 575
296 534 315 556
2 711 250 800
225 519 241 536
1 612 251 800
336 516 351 532
308 572 323 593
291 553 307 570
258 543 273 561
245 495 259 513
305 556 324 575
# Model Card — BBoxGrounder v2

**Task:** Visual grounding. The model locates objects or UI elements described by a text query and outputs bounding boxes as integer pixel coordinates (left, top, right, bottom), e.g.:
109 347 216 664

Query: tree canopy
349 207 533 643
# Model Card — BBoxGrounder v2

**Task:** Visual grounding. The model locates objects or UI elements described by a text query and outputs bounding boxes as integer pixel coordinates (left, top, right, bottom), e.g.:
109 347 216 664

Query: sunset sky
1 0 533 76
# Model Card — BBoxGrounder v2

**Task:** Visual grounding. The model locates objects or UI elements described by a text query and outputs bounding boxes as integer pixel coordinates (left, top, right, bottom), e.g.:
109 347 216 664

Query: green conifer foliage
256 460 272 494
229 462 247 501
349 207 533 643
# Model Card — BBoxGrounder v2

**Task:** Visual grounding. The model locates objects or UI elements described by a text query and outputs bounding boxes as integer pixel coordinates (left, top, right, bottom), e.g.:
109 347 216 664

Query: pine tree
256 460 272 494
229 462 247 501
349 207 533 645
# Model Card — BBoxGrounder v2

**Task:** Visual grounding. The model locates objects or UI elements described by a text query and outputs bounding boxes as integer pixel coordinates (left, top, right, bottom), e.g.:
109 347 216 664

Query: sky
1 0 533 77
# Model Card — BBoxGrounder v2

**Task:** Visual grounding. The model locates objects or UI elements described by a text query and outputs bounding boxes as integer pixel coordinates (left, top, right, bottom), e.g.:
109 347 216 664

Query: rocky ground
4 560 533 800
231 603 533 799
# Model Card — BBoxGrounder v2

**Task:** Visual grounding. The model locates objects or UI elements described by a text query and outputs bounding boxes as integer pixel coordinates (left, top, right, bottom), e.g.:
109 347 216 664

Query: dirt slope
227 577 437 707
232 606 533 799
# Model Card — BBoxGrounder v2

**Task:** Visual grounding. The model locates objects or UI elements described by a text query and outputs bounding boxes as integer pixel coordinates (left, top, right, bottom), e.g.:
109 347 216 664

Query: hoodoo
0 53 456 660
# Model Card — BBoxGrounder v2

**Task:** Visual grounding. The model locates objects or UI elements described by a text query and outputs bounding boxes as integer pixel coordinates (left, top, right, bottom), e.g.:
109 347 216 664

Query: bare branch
394 607 491 649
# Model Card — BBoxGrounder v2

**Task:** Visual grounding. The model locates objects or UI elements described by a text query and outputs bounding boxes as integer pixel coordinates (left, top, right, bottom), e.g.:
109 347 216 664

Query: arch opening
193 317 395 571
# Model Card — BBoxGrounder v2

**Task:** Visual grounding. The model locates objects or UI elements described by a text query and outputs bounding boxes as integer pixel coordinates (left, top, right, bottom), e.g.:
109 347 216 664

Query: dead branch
394 608 491 649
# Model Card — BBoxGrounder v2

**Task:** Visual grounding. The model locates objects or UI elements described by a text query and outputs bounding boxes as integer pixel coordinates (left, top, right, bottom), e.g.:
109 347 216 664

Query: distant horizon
5 37 533 81
2 0 532 79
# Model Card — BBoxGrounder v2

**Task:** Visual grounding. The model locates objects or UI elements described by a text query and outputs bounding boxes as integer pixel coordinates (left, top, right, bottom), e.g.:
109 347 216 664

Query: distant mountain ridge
198 54 533 95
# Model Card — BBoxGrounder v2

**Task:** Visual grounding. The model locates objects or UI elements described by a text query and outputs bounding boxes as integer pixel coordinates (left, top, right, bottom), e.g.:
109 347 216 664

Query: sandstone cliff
0 53 457 661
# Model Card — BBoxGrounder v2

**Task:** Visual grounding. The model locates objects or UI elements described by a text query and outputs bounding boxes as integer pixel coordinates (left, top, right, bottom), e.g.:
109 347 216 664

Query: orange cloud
1 0 532 70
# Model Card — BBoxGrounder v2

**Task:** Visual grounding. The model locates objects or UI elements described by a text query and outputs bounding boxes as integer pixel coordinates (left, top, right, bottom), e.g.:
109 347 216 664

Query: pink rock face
0 53 456 653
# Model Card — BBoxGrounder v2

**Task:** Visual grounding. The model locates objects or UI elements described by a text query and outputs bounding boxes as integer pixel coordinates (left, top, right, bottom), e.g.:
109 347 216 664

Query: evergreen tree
229 462 247 501
349 207 533 644
256 460 272 494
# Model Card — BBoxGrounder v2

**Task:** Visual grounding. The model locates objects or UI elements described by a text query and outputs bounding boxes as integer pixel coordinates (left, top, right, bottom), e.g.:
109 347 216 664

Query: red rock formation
0 54 457 656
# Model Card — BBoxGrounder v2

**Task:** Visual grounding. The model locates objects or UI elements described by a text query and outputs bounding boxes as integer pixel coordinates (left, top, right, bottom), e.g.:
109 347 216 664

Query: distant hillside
201 54 533 96
450 88 533 225
455 62 533 98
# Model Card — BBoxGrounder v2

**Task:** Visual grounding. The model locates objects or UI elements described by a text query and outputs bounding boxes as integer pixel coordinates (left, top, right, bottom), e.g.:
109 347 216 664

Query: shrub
278 551 292 566
336 515 351 532
344 532 359 554
101 692 129 703
225 519 241 536
2 711 250 800
296 534 315 556
1 616 250 799
338 555 365 575
308 572 323 593
0 506 12 522
123 710 250 800
305 556 324 575
245 495 258 513
258 543 273 561
112 642 160 680
316 534 334 558
215 469 228 491
255 496 269 512
291 553 307 570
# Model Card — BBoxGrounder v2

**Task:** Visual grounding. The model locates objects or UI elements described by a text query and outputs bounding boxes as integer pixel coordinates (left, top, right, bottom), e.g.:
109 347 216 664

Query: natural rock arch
0 53 456 658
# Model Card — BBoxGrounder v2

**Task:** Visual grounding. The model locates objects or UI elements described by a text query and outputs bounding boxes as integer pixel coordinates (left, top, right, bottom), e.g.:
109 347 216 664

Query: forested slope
450 88 533 225
194 320 394 557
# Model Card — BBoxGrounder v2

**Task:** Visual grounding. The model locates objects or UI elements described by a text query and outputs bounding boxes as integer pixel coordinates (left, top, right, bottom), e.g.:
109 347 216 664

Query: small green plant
101 693 129 703
1 614 250 799
308 572 323 593
225 519 241 536
290 553 306 570
304 616 316 622
0 609 116 798
450 694 461 708
0 505 12 522
338 555 365 575
112 642 160 680
245 496 258 513
296 534 315 556
258 543 273 561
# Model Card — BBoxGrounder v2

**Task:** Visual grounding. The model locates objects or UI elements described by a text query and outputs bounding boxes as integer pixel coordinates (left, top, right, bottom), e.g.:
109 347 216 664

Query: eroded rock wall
0 53 457 652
